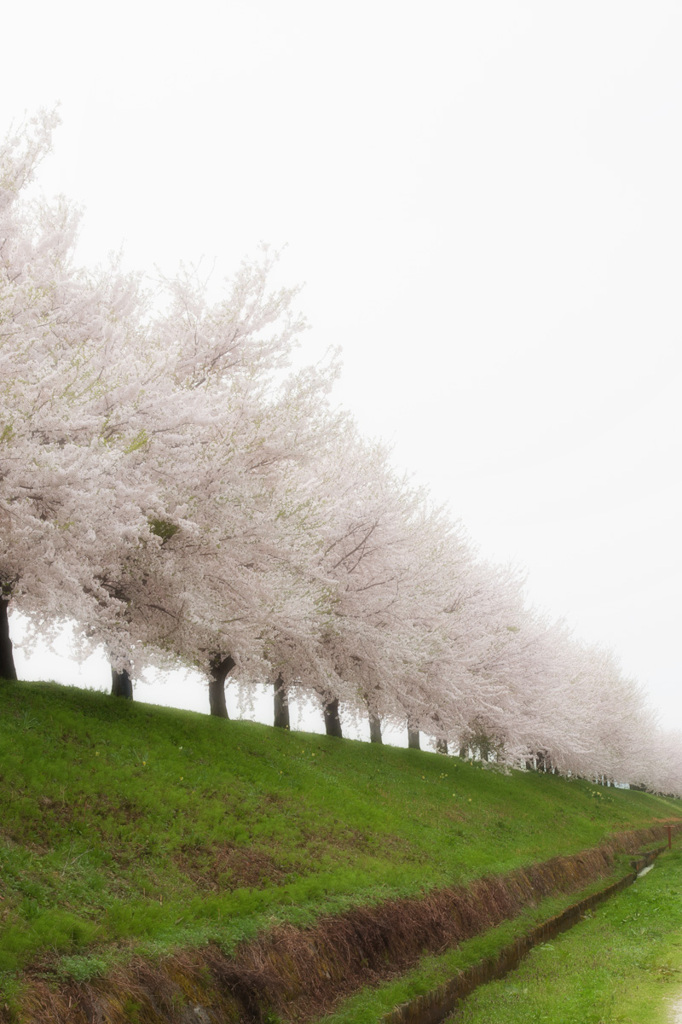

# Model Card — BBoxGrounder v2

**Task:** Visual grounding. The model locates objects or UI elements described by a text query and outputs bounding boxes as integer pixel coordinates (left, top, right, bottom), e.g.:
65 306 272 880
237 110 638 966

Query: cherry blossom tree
80 252 344 712
0 110 158 679
275 427 478 742
0 112 336 705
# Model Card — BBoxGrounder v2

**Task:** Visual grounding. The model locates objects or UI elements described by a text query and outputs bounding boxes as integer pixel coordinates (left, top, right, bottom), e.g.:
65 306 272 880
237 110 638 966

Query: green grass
446 848 682 1024
0 678 679 1001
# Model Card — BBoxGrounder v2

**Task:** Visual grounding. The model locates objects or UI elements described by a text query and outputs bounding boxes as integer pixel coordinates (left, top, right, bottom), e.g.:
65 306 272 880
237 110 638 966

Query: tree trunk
407 727 420 750
431 713 447 755
208 654 235 718
0 598 17 680
369 713 383 744
273 673 290 729
459 744 469 759
110 665 133 699
323 698 343 738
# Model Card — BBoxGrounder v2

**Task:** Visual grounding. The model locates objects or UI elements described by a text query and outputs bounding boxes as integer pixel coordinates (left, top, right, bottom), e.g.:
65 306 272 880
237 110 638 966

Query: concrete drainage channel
382 846 667 1024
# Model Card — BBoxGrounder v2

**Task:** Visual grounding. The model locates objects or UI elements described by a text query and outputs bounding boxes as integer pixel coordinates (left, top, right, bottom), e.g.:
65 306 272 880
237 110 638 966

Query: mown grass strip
446 848 682 1024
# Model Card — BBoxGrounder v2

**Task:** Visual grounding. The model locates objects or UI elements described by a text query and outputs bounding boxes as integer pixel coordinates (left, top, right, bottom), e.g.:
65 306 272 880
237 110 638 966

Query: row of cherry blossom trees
2 112 679 795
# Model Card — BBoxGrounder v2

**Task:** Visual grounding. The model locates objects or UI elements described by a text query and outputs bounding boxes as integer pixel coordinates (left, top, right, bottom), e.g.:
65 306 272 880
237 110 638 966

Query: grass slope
0 680 679 1004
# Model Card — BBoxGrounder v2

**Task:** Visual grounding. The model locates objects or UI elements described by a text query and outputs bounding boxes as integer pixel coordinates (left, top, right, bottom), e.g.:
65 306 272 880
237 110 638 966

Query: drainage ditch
381 846 666 1024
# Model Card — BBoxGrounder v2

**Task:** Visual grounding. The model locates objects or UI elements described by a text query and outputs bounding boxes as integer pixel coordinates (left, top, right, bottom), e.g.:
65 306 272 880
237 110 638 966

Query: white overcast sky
2 1 681 731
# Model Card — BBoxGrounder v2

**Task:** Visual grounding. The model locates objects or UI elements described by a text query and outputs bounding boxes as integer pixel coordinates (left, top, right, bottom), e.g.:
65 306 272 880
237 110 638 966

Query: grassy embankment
0 679 679 1015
